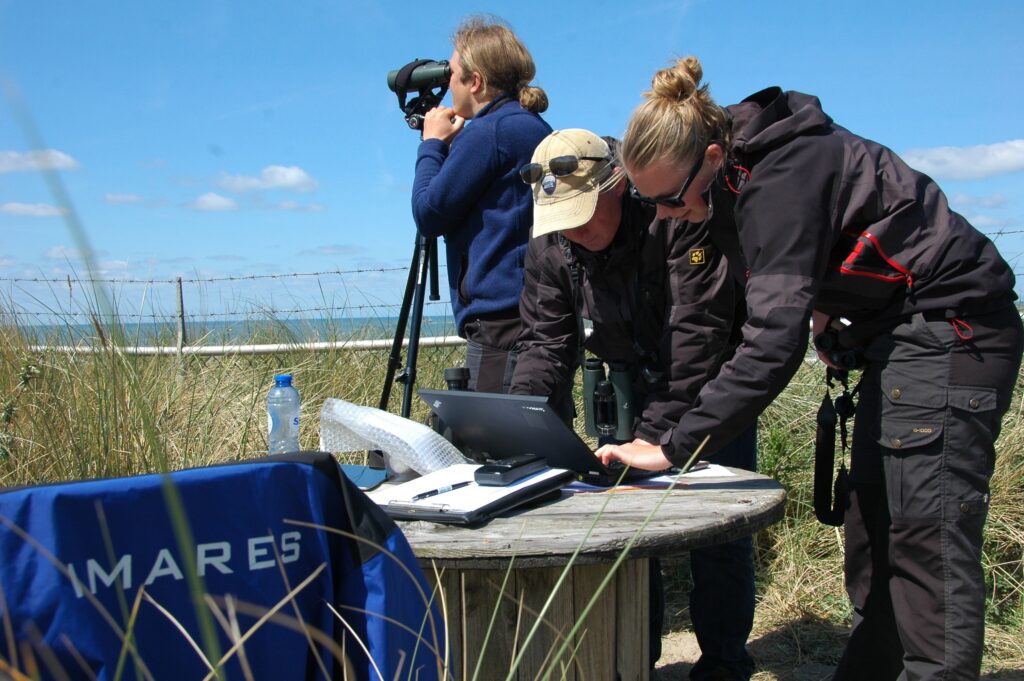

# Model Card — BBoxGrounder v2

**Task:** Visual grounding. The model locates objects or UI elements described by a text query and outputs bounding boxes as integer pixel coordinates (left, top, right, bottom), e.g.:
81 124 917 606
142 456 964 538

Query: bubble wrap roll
318 398 469 474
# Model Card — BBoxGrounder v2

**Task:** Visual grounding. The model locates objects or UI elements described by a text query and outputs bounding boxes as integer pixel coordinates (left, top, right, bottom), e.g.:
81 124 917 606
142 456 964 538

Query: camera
386 59 452 131
582 359 635 442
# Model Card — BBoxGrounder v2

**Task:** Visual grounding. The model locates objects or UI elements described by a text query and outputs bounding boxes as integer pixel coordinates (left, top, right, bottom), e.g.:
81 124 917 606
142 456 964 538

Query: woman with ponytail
600 57 1022 680
412 16 551 392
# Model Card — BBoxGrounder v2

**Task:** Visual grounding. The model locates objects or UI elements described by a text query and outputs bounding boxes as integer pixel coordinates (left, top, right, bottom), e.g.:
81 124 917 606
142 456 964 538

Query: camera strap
813 368 857 526
558 234 587 367
392 59 434 107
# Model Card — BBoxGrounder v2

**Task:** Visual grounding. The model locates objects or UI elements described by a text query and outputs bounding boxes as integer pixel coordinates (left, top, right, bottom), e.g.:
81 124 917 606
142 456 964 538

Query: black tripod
370 232 440 467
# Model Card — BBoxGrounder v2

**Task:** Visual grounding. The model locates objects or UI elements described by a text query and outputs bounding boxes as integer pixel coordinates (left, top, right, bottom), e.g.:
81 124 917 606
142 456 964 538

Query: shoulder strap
558 234 586 364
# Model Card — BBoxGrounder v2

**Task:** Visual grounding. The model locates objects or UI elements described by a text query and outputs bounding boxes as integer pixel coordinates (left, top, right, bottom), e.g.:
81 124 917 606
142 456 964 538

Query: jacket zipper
839 232 914 292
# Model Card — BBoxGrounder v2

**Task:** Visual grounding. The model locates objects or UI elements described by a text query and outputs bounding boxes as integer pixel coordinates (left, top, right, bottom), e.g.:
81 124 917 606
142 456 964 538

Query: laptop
418 389 665 486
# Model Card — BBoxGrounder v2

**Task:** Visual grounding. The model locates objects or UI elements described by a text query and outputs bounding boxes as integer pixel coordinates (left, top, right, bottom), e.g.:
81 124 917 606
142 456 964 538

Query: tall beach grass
0 313 1022 677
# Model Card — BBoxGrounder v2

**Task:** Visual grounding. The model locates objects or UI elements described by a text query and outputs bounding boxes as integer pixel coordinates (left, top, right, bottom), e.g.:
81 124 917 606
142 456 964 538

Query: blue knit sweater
412 96 551 334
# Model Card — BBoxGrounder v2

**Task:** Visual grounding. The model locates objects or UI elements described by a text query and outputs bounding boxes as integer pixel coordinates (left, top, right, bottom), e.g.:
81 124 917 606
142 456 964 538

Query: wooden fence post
176 277 187 358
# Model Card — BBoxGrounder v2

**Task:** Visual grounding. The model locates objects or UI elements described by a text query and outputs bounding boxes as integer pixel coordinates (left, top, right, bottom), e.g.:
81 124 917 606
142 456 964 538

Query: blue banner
0 453 444 681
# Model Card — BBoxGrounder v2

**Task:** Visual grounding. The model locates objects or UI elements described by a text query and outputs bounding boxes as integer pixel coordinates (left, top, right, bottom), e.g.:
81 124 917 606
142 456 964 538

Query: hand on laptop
595 439 671 471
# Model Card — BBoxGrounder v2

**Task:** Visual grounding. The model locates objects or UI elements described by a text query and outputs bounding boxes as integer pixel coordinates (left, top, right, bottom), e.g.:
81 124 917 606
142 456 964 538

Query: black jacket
510 191 739 443
659 87 1017 464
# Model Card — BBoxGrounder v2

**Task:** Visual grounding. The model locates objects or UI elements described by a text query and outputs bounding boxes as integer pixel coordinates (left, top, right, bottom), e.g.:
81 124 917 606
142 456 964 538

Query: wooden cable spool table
394 467 786 681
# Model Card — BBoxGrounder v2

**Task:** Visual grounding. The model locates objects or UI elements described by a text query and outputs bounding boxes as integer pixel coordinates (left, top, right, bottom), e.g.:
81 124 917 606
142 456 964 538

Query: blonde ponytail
453 16 548 114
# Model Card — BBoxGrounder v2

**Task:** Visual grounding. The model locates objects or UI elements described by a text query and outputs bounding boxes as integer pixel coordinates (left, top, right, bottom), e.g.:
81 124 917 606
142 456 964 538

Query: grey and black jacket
659 86 1017 465
510 190 739 444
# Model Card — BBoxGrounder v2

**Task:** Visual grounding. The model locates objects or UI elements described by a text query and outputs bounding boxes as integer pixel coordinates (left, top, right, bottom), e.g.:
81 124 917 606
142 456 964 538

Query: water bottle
267 374 301 455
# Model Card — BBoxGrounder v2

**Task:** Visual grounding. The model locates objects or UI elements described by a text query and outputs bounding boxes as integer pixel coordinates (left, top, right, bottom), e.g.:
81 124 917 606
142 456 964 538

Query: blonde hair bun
649 56 704 103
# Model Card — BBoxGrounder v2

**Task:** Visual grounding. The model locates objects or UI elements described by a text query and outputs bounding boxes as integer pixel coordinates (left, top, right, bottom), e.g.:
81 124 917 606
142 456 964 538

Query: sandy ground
652 630 1024 681
652 630 834 681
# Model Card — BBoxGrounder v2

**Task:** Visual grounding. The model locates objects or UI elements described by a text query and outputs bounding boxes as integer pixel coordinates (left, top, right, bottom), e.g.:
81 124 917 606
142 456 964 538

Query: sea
18 315 458 347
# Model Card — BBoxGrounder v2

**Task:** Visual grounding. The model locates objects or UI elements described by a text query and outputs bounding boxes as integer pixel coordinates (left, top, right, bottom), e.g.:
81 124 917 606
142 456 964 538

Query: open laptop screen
417 389 657 485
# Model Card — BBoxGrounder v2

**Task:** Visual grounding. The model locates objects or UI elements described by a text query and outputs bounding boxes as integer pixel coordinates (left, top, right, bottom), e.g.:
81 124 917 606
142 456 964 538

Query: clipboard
367 464 573 525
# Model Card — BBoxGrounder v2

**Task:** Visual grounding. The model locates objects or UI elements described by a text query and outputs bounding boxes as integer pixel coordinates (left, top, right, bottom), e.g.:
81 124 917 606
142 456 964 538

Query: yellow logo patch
689 248 706 265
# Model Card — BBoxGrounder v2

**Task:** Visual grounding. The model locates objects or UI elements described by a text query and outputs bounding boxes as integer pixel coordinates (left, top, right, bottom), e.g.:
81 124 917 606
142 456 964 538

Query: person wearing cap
411 16 551 393
509 129 757 680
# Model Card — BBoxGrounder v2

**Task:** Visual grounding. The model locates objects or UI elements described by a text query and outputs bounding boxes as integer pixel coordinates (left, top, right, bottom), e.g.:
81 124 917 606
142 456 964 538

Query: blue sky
2 0 1023 324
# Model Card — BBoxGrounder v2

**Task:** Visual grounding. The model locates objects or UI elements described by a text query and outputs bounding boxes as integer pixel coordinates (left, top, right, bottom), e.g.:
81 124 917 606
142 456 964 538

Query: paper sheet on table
566 463 735 492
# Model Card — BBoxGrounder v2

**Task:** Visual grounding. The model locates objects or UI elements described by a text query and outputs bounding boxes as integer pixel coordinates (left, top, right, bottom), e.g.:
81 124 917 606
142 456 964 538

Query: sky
1 0 1023 326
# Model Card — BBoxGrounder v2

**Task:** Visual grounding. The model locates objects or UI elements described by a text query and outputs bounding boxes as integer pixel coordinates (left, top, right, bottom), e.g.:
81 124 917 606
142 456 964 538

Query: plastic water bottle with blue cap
267 374 301 454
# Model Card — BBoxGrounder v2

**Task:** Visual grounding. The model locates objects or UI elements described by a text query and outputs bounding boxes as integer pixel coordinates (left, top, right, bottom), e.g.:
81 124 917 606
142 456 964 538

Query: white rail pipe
31 335 467 357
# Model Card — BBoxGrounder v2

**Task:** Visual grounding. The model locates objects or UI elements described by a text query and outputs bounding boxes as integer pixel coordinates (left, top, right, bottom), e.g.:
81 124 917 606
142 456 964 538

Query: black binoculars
386 59 452 131
443 366 470 391
582 359 635 442
813 326 865 371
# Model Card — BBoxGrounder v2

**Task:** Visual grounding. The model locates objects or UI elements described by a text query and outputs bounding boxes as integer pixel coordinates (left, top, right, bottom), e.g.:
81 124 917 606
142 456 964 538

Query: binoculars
582 359 635 442
443 366 470 391
813 326 864 371
386 59 452 131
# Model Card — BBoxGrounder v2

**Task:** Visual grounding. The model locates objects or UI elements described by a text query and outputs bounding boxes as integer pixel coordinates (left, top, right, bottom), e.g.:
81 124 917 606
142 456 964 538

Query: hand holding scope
387 59 452 131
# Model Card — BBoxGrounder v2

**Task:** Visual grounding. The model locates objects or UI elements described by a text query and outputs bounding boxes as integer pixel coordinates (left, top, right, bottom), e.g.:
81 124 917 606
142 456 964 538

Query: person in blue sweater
412 16 551 393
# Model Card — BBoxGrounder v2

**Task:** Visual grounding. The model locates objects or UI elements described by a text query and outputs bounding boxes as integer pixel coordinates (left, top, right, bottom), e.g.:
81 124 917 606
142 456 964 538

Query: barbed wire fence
0 264 464 356
3 225 1023 356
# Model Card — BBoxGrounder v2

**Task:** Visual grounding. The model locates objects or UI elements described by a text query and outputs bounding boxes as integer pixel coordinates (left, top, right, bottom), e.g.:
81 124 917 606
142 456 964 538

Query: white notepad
367 464 573 525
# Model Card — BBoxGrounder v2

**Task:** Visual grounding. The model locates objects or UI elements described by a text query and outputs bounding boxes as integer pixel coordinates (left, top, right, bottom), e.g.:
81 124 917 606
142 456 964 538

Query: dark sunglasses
629 153 705 208
519 155 608 185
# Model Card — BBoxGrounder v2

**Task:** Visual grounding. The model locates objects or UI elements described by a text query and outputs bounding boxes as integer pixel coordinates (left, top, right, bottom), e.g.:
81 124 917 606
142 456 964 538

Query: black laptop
418 389 666 486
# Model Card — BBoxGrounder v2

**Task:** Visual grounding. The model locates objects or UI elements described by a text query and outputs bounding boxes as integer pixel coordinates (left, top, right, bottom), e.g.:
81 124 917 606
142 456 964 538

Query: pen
410 481 472 502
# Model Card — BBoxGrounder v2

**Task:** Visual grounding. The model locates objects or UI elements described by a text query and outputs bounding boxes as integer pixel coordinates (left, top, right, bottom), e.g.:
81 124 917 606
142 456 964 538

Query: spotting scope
386 59 451 131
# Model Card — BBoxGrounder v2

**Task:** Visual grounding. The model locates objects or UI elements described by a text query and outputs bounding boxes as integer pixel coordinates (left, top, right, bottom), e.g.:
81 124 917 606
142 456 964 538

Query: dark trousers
833 308 1023 681
643 426 757 678
686 425 758 681
462 311 521 394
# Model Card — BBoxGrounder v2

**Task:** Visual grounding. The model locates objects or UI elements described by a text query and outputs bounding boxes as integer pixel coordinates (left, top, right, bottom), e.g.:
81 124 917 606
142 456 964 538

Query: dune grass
0 317 1021 678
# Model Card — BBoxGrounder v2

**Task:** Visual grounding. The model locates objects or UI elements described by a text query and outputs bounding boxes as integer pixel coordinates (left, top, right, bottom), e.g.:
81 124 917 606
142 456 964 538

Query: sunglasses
629 153 705 208
519 155 609 185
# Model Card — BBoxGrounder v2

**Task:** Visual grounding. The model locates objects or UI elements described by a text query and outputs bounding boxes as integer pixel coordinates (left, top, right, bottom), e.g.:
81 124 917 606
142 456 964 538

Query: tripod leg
378 238 419 413
401 234 434 417
369 237 422 469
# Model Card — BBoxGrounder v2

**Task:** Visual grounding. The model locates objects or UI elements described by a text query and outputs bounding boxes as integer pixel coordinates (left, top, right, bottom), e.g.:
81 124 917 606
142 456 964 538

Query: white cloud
300 244 361 257
964 214 1010 229
218 165 318 193
951 192 1007 209
0 150 80 173
1 202 65 217
902 139 1024 181
105 192 145 204
45 245 84 260
188 192 238 212
278 200 325 212
0 258 14 268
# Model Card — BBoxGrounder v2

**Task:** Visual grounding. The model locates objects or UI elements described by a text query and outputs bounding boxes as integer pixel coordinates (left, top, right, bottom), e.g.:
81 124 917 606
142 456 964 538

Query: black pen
410 481 472 502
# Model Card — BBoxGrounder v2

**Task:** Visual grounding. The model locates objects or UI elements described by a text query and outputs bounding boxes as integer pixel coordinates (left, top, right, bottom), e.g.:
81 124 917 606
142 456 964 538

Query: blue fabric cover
0 453 443 681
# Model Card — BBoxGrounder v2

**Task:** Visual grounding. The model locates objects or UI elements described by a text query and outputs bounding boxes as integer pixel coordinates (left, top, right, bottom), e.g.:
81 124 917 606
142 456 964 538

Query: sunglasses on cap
519 155 609 185
629 153 704 208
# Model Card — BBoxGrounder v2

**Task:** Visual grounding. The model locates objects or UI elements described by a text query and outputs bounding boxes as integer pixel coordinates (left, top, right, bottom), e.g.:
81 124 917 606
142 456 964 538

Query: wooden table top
395 467 786 569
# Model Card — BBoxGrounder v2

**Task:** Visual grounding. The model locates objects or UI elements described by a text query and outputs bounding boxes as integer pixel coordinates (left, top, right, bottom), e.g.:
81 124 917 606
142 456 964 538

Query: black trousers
462 310 521 394
833 307 1023 681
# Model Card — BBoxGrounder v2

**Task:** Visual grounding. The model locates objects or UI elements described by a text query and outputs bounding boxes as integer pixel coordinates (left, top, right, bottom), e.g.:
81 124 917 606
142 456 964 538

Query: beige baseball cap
527 129 621 238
